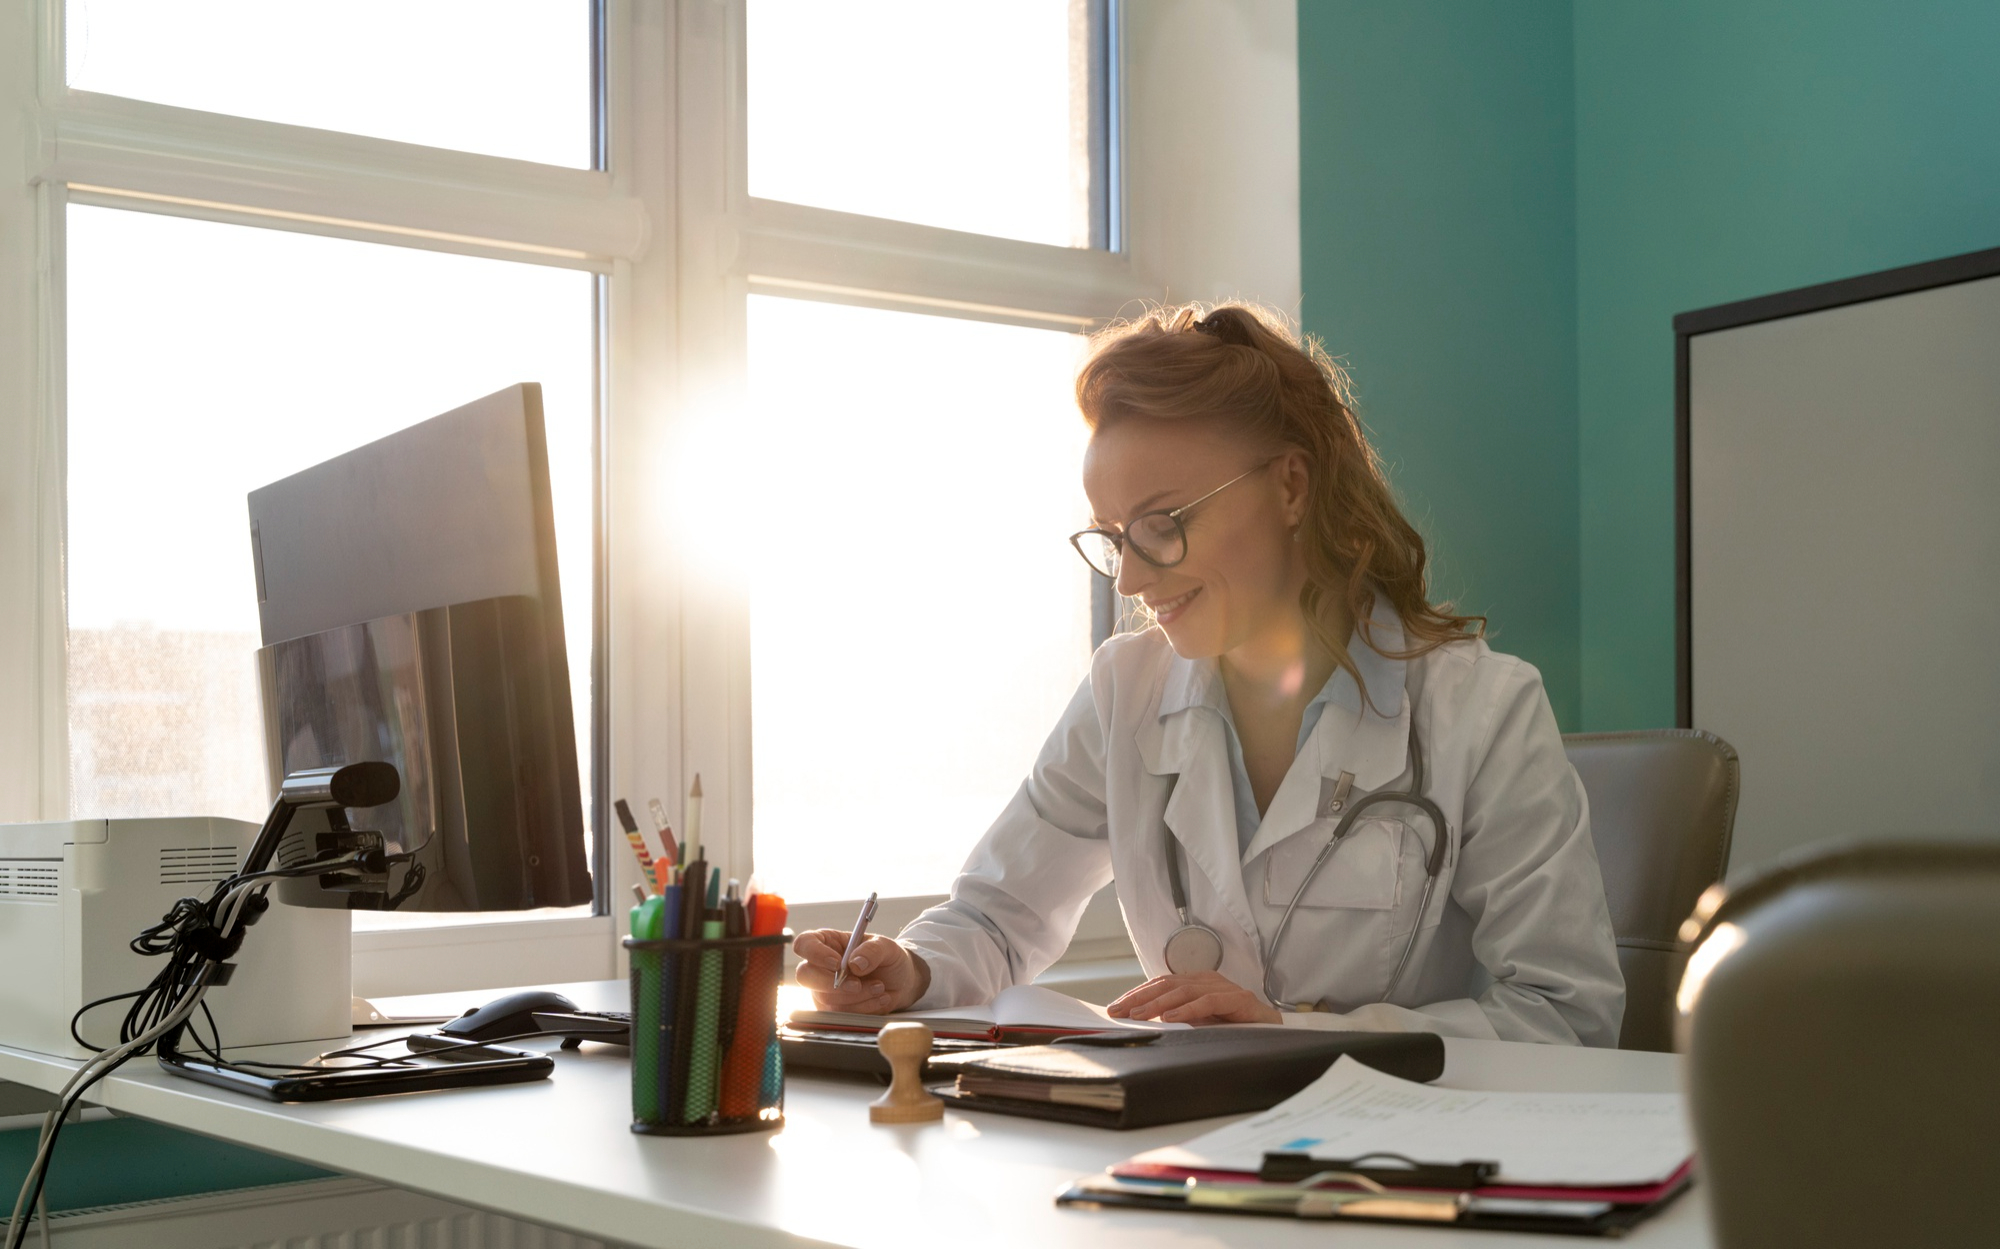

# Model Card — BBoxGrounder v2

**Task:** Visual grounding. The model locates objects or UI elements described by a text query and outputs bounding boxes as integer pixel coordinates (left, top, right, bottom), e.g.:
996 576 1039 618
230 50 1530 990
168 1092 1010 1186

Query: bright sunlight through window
748 0 1098 247
65 0 591 168
64 207 596 925
745 297 1096 902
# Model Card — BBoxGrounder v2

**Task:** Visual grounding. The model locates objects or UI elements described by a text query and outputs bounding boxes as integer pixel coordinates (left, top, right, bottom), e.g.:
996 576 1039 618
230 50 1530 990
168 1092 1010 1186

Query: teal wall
1573 0 2000 727
0 1117 331 1213
1299 0 2000 730
1297 1 1581 727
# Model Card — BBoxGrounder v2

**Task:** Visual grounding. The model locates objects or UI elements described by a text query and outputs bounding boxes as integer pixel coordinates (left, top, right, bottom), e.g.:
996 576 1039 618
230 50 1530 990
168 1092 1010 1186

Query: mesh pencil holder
624 930 791 1136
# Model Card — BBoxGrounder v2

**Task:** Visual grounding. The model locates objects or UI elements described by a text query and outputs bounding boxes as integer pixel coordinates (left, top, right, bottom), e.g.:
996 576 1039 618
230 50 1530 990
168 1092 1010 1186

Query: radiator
7 1177 626 1249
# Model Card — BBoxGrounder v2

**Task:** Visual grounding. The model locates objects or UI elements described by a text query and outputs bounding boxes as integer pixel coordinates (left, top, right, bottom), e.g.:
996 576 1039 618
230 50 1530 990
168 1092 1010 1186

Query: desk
0 981 1709 1249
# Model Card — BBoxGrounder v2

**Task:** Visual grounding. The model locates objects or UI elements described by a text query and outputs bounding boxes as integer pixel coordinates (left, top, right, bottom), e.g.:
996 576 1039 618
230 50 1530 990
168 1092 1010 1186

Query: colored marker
630 893 664 1122
684 917 726 1123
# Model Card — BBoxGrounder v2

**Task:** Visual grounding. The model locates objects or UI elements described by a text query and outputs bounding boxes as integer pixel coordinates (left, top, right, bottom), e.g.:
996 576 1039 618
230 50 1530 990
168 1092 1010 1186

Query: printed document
1136 1055 1692 1186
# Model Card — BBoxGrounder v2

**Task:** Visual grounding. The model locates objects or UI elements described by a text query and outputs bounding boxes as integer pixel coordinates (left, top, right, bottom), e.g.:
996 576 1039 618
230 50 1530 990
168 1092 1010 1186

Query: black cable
68 989 146 1053
4 1056 124 1249
15 829 435 1246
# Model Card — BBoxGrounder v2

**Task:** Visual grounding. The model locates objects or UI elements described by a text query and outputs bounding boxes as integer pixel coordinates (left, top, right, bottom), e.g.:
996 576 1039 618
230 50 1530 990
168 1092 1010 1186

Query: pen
717 881 747 1062
614 798 657 893
684 916 726 1123
655 880 684 1125
685 775 703 860
832 891 879 988
646 797 681 869
668 845 708 1119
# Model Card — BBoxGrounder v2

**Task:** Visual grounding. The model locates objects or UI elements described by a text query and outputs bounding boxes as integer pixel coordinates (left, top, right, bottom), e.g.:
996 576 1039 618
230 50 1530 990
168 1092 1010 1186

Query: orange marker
720 891 787 1118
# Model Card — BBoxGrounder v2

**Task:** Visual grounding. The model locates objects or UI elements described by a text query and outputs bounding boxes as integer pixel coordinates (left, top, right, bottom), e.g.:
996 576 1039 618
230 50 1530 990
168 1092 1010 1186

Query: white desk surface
0 980 1710 1249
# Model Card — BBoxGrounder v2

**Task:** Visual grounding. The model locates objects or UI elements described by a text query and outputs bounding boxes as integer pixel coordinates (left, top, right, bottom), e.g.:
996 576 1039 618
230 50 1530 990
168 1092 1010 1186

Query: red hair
1075 302 1483 700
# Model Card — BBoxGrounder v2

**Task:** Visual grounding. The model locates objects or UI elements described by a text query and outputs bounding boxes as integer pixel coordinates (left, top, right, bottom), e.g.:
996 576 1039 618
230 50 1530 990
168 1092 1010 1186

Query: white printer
0 816 350 1059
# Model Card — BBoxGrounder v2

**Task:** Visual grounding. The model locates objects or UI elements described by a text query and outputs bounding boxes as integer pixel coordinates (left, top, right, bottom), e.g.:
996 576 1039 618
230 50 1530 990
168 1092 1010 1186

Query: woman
794 304 1623 1045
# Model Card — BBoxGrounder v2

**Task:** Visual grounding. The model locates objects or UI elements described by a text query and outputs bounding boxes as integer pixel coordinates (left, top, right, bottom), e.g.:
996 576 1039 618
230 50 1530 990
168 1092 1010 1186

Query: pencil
613 798 657 893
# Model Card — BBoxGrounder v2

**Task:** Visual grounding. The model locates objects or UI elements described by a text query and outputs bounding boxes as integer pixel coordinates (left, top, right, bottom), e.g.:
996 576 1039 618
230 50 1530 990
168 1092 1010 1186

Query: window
65 0 592 167
4 0 1299 990
8 0 625 992
64 207 596 919
744 296 1095 901
710 2 1133 929
747 0 1114 247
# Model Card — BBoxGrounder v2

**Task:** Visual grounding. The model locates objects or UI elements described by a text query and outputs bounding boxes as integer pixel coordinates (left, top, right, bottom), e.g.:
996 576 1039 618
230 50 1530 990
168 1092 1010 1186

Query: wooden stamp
869 1022 944 1124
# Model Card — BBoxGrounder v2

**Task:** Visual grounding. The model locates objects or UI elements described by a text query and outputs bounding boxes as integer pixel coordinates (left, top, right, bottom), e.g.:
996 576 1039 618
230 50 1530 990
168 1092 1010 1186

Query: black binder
926 1028 1445 1129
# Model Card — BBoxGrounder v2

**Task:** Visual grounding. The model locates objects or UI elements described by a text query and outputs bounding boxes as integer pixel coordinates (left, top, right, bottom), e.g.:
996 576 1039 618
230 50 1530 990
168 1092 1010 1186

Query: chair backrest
1678 841 2000 1248
1562 729 1738 1051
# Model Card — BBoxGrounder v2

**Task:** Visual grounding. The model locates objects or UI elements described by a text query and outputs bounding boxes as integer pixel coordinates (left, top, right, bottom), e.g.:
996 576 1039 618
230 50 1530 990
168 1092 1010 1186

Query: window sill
351 914 614 998
1033 956 1145 1006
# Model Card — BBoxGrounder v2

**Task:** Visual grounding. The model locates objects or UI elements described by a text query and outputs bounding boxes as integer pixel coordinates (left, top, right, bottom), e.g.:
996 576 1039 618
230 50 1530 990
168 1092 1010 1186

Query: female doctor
794 304 1625 1045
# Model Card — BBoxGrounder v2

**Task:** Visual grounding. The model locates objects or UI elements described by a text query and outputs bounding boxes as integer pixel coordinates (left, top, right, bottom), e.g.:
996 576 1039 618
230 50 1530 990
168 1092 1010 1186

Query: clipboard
1056 1168 1684 1237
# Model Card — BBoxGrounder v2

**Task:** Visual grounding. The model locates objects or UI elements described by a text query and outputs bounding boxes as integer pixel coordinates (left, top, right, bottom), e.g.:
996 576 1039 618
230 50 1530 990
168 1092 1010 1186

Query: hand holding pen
833 892 877 989
792 895 929 1014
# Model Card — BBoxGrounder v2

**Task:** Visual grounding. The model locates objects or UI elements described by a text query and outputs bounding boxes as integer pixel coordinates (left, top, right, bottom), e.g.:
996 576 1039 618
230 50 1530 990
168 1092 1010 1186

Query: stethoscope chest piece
1163 922 1224 975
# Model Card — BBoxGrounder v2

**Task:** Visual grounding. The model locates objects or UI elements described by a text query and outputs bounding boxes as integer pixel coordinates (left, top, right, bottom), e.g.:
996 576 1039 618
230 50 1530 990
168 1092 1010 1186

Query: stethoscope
1162 717 1451 1011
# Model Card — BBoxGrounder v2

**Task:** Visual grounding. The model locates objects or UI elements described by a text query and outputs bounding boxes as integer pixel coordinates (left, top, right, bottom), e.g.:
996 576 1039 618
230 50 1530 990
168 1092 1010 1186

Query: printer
0 816 350 1059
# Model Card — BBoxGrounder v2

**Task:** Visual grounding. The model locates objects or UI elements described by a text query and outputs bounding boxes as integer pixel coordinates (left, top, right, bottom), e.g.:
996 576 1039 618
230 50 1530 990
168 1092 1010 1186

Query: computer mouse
440 989 579 1042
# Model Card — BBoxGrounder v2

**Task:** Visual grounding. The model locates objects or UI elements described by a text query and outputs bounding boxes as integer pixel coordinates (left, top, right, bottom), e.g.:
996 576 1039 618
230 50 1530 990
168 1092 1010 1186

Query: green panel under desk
0 1115 335 1213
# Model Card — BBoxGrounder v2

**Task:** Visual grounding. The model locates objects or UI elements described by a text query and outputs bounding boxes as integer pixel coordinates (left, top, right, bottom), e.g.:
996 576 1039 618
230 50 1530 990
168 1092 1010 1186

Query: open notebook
787 984 1191 1042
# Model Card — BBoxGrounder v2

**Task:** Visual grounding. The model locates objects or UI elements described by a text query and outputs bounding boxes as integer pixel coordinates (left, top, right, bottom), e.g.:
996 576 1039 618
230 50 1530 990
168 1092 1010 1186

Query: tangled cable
5 838 420 1249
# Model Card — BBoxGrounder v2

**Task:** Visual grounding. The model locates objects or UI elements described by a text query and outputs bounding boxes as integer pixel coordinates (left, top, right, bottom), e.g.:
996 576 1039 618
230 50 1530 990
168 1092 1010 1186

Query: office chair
1677 840 2000 1248
1563 729 1738 1051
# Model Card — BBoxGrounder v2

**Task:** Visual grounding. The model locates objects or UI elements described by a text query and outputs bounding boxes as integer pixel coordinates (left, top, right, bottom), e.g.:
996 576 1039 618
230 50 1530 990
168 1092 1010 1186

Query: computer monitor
245 383 591 912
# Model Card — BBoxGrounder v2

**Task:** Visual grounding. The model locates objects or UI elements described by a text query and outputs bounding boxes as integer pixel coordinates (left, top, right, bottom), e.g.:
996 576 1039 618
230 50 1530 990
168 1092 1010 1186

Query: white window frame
0 0 1299 997
667 0 1302 984
1 0 657 995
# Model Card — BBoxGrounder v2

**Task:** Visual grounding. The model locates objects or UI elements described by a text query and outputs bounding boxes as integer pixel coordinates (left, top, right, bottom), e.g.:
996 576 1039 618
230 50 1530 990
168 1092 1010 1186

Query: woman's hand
792 929 931 1015
1107 971 1282 1025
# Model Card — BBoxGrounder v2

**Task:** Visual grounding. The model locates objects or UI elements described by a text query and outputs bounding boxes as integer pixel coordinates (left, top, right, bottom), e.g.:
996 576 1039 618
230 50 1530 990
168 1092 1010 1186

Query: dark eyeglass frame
1069 459 1274 580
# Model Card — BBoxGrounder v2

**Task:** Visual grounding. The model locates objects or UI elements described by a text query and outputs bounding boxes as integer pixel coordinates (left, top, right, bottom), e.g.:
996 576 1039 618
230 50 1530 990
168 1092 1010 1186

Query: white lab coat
899 600 1626 1046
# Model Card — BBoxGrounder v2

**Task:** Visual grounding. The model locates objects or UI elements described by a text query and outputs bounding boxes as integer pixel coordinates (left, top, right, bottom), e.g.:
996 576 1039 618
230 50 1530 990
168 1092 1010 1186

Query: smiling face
1082 417 1309 660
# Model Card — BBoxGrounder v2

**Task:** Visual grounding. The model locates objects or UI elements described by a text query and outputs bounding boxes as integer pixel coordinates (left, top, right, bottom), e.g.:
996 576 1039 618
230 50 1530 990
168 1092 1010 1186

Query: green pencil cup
625 930 790 1136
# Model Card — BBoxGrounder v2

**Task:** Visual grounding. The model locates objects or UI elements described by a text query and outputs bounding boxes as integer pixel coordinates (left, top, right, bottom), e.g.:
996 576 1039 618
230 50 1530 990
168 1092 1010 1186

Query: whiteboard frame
1672 243 2000 728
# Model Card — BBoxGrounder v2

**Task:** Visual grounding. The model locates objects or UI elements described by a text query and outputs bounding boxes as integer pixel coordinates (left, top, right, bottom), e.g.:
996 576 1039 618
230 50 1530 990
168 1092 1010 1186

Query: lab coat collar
1136 596 1412 937
1141 648 1260 950
1239 598 1412 863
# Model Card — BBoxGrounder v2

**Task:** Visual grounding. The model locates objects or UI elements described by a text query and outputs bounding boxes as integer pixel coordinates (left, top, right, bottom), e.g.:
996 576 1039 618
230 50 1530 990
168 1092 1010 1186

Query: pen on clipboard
832 891 879 988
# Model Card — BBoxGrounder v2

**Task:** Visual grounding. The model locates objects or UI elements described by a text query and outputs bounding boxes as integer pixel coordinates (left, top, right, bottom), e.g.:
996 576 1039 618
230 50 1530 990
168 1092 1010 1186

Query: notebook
925 1028 1446 1129
786 983 1189 1043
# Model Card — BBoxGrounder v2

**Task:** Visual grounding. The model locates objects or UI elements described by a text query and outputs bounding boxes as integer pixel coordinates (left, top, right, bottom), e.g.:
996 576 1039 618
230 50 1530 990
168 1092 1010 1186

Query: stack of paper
1065 1056 1697 1233
1126 1055 1693 1189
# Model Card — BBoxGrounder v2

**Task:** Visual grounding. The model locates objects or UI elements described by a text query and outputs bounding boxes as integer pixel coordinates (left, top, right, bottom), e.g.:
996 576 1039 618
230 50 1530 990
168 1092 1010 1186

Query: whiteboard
1687 269 2000 877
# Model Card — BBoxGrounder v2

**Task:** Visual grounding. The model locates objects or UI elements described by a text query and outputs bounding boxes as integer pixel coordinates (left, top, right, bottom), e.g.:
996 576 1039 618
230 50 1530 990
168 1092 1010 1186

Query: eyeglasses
1069 461 1272 580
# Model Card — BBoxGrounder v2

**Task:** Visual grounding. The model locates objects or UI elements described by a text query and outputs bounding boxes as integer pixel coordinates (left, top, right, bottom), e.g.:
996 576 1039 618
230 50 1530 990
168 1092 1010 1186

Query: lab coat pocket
1262 817 1405 911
